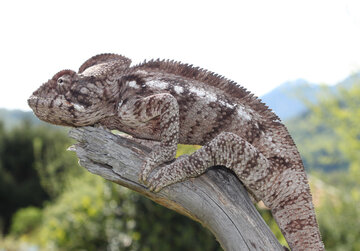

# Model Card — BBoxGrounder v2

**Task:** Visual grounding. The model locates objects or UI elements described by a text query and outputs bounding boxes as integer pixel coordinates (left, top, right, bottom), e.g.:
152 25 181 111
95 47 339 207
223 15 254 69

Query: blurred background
0 0 359 250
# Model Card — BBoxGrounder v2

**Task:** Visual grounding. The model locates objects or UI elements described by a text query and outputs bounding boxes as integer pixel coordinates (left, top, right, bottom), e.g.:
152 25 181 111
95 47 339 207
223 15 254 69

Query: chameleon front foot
144 155 195 192
148 168 175 192
139 158 157 184
146 164 183 192
139 145 178 185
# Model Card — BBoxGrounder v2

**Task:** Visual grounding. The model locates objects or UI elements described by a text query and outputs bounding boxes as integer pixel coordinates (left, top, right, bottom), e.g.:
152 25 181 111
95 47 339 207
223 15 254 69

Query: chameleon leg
128 93 179 183
147 131 270 201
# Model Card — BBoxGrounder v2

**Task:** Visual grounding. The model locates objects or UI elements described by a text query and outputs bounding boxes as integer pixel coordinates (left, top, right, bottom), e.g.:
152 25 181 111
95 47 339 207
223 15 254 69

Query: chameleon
28 53 325 251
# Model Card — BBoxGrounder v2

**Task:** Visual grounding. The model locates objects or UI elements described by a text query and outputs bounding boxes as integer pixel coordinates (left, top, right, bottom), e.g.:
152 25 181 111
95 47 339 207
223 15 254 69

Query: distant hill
261 71 360 120
260 79 320 120
336 71 360 89
0 108 44 129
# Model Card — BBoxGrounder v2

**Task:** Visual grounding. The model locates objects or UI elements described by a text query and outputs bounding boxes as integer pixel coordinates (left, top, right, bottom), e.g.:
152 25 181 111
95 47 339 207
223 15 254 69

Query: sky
0 0 359 111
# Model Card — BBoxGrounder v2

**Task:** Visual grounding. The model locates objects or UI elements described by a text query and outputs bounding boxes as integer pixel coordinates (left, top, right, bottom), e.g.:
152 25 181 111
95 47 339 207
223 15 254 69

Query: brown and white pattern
28 53 325 251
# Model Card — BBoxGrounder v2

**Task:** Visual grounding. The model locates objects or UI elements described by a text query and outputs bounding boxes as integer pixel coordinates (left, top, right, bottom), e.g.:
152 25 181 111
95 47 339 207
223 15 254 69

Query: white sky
1 0 359 111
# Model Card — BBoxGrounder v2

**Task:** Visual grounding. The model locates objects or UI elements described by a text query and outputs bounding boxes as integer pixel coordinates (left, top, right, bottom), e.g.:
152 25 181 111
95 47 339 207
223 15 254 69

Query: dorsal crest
129 59 280 121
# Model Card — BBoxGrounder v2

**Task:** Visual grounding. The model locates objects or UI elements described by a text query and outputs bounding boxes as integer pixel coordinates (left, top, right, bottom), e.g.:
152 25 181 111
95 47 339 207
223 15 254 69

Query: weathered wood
68 126 284 251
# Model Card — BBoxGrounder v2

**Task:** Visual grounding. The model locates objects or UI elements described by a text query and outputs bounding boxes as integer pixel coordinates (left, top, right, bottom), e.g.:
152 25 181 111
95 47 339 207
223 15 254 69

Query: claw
139 158 157 184
139 170 148 184
140 170 147 183
153 185 162 193
147 168 171 193
148 179 164 193
147 175 158 191
149 184 156 192
146 155 192 192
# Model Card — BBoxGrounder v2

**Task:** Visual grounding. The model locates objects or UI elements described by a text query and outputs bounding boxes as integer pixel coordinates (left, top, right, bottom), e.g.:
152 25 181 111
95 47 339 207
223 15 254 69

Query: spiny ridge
130 59 280 121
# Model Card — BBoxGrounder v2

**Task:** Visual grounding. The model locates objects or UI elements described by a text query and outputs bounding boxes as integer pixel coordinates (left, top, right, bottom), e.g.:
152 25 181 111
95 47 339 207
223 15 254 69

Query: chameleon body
28 54 324 250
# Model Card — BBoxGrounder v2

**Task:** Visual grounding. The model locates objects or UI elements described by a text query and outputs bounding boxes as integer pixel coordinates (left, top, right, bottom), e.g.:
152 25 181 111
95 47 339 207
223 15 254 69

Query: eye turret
57 78 64 84
52 69 76 93
56 75 71 85
52 69 76 84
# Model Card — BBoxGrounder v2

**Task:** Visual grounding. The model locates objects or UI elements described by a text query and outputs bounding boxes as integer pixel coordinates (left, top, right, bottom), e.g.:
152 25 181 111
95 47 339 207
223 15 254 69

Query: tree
306 81 360 250
310 83 360 180
0 119 81 234
0 120 49 233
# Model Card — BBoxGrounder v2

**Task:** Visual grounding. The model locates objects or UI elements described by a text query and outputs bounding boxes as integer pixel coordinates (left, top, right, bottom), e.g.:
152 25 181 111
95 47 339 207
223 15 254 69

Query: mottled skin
28 53 325 251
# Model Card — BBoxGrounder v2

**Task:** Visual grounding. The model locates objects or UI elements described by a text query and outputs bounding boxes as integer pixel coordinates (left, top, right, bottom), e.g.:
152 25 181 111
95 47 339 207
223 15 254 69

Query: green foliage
313 171 360 250
0 119 81 234
0 234 34 251
286 108 349 172
31 126 83 197
10 206 42 236
303 81 360 249
285 81 360 173
29 172 220 251
35 173 133 250
0 120 49 233
310 84 360 180
258 208 286 245
176 144 201 157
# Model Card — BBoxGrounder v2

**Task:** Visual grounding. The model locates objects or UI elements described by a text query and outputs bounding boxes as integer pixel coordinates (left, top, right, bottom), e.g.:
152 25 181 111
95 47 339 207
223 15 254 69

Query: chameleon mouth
27 95 40 113
28 94 68 112
27 94 96 127
27 95 71 125
27 95 54 122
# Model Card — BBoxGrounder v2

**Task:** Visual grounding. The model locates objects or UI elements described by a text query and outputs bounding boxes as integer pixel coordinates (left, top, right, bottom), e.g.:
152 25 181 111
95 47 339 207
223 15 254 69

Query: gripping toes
148 163 180 192
140 145 178 184
148 166 173 192
139 158 157 184
148 155 192 192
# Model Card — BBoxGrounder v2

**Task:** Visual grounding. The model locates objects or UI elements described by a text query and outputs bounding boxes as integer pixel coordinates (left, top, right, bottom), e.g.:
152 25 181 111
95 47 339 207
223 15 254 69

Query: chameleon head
28 69 117 127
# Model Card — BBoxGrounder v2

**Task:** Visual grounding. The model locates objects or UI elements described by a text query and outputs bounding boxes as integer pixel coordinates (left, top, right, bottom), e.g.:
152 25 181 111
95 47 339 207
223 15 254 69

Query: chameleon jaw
28 95 78 126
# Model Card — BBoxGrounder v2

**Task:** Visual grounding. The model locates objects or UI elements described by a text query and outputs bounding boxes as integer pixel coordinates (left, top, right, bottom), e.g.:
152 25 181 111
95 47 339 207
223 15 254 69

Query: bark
68 126 284 251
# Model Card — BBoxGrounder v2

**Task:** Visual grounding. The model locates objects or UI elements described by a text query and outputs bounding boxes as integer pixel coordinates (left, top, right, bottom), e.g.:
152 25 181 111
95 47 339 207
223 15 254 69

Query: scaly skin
28 53 325 250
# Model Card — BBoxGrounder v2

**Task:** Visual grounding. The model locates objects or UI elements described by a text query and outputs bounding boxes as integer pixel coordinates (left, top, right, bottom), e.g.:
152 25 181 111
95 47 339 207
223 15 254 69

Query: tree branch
68 126 283 251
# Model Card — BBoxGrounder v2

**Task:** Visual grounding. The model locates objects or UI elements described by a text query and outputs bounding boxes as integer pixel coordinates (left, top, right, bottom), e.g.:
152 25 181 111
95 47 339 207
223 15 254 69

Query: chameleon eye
57 78 64 84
